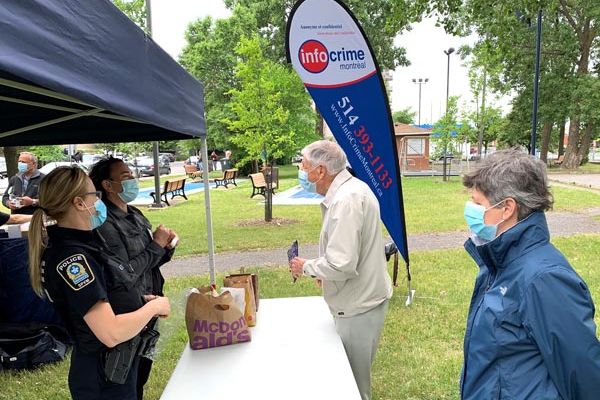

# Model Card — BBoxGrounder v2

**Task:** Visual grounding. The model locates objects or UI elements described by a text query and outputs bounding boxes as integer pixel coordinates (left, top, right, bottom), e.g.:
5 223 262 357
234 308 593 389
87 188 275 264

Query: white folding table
160 296 361 400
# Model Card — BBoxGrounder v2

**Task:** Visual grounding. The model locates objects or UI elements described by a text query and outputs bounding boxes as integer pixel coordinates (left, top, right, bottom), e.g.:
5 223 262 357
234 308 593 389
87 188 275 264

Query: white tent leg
201 137 216 286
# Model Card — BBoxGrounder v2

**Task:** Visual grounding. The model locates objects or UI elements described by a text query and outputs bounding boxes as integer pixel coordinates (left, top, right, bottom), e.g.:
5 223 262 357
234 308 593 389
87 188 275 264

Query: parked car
159 152 176 162
80 153 105 169
129 157 171 177
39 162 88 175
432 152 454 161
0 156 6 178
291 152 302 164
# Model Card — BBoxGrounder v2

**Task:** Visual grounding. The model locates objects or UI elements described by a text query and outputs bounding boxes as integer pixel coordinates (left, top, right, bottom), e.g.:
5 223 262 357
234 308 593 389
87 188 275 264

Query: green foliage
432 96 460 155
223 36 316 167
112 0 147 33
179 8 258 153
392 108 417 124
225 0 411 69
429 0 600 167
26 145 65 164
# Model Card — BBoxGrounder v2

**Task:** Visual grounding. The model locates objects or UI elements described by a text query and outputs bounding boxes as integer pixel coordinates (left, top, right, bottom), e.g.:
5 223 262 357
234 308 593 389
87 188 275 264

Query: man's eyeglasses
84 191 102 199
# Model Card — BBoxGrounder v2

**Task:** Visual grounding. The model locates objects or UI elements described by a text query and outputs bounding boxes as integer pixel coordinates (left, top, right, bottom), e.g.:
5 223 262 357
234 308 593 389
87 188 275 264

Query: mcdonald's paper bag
223 274 257 326
185 287 251 350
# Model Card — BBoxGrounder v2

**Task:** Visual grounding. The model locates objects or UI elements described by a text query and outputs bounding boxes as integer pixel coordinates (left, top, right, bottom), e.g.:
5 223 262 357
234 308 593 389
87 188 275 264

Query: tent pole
201 136 216 286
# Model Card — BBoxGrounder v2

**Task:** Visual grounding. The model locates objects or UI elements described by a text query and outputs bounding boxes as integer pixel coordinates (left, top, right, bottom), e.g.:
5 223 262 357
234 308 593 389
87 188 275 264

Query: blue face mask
464 201 505 242
115 178 139 203
17 162 28 173
298 167 319 193
84 198 107 229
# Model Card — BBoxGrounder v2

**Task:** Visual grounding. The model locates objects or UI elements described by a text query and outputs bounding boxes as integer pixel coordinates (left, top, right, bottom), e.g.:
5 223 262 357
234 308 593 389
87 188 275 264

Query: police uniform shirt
98 200 171 296
43 225 108 353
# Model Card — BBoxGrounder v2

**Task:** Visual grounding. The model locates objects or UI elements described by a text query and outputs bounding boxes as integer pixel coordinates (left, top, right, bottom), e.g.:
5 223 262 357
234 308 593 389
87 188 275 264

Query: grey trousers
334 299 390 400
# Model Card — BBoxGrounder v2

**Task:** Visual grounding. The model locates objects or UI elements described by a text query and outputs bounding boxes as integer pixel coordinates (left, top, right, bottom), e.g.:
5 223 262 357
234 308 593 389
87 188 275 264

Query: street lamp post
412 78 428 125
530 9 543 156
442 47 455 182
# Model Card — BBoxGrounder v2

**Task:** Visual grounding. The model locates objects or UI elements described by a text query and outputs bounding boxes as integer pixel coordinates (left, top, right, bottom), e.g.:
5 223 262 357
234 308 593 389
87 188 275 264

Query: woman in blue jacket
461 150 600 399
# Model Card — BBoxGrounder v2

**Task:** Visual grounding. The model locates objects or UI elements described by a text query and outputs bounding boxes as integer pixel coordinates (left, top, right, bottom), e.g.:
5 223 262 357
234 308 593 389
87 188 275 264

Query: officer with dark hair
89 157 178 400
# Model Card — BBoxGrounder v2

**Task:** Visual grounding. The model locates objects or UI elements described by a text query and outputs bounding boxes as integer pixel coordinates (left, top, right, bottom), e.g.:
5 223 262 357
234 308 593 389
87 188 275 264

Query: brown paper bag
225 273 260 310
223 274 257 326
185 287 251 350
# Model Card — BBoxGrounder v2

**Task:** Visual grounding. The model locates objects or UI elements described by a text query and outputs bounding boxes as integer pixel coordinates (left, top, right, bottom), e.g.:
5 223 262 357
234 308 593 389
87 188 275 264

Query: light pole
530 9 543 156
442 47 455 182
412 78 428 125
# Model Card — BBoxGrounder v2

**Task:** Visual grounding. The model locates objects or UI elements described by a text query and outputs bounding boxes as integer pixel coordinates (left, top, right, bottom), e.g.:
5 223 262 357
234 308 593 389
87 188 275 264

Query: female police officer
89 157 177 400
28 166 170 400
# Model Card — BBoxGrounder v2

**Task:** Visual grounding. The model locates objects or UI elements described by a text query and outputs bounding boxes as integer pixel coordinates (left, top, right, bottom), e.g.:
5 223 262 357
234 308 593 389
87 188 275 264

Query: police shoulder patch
56 254 95 291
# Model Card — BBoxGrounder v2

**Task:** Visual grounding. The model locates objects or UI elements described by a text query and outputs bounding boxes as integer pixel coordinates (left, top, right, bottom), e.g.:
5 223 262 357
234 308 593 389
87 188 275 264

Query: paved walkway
548 173 600 190
162 208 600 278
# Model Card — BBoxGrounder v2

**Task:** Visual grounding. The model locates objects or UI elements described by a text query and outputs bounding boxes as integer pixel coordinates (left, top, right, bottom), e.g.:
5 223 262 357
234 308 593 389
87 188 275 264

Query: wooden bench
150 178 187 206
184 164 203 181
260 166 279 191
553 154 565 166
249 172 276 198
214 168 238 189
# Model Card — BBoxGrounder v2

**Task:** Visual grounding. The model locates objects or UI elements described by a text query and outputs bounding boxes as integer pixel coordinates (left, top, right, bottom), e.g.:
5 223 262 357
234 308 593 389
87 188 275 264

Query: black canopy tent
0 0 217 282
0 0 205 145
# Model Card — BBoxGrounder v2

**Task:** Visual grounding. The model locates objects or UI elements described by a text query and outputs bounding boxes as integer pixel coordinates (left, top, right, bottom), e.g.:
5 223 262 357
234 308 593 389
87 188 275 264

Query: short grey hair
20 151 37 164
463 149 553 220
301 140 347 175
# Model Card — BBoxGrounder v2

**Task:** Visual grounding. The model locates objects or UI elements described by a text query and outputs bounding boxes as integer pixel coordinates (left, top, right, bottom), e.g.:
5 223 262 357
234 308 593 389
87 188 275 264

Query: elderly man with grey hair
460 149 600 400
290 140 392 400
2 152 44 215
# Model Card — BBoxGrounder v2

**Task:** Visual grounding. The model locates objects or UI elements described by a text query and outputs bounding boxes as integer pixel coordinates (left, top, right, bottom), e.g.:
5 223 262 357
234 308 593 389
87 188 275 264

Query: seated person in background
2 152 44 215
1 210 57 325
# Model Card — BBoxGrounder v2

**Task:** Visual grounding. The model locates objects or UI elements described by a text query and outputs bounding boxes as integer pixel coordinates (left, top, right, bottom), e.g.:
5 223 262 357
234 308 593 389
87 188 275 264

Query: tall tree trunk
559 14 593 169
563 120 581 169
3 146 18 178
315 109 324 138
558 119 566 156
540 121 553 163
576 123 593 164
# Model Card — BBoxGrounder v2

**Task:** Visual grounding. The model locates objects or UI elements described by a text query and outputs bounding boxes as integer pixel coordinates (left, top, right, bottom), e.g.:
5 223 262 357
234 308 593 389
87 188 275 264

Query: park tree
180 7 258 153
112 0 147 32
432 96 460 181
224 0 412 135
223 35 316 169
422 0 600 168
393 108 417 125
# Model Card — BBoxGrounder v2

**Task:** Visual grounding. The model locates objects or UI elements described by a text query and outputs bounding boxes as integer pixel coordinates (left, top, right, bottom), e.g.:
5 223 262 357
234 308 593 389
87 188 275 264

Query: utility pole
146 0 164 208
443 47 455 182
412 78 429 125
530 9 543 156
477 69 487 160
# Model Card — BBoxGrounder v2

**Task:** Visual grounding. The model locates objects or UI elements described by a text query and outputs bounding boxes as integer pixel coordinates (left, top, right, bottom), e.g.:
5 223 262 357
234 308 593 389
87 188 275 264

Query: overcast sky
151 0 505 124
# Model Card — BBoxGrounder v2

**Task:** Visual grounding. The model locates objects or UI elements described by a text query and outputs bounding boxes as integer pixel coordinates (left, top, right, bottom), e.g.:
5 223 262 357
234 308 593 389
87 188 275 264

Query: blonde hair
28 167 89 297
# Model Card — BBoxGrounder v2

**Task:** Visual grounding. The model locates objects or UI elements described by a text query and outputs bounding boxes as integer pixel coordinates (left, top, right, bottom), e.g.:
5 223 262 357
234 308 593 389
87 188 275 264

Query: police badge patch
56 254 95 290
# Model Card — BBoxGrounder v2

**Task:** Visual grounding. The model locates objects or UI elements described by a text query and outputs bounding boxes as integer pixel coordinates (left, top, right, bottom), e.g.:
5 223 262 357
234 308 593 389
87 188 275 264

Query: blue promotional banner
286 0 409 265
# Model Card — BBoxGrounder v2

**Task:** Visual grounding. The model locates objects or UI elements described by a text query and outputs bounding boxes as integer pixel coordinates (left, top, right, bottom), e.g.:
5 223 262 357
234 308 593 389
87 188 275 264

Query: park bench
249 172 277 198
214 168 238 189
554 154 565 166
184 164 202 181
150 178 187 206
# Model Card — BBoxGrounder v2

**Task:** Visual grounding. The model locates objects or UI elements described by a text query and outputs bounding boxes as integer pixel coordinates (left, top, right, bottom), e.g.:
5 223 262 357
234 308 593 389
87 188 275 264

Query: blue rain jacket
461 211 600 399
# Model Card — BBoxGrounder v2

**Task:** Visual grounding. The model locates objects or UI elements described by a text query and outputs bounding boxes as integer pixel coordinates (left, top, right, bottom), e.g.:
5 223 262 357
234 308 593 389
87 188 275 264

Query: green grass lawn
140 170 600 256
548 162 600 174
2 166 600 257
3 234 600 400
